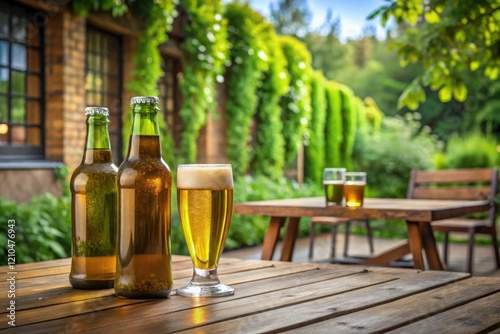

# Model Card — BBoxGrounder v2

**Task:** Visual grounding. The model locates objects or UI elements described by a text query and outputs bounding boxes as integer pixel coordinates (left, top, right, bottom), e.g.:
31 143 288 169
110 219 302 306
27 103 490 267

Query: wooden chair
407 168 500 273
308 217 374 260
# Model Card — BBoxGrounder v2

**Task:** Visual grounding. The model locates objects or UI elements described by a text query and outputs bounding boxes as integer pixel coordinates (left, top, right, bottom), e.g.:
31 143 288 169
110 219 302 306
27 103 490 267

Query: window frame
84 24 123 163
0 2 45 161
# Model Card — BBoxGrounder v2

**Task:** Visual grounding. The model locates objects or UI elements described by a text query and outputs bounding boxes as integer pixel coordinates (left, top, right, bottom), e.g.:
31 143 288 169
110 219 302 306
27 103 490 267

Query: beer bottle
115 96 173 299
70 107 118 290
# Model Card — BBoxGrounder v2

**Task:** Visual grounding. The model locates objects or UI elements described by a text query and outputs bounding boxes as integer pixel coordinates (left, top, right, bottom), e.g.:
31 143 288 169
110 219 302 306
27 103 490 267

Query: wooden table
2 256 500 333
233 197 491 270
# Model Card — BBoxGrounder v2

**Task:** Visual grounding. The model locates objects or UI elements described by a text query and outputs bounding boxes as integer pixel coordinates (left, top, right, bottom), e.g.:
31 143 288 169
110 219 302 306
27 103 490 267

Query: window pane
0 68 7 93
11 70 25 95
12 15 26 42
11 97 25 123
0 41 8 66
27 74 39 97
28 48 40 72
0 95 6 122
11 125 25 144
0 12 8 38
12 43 27 70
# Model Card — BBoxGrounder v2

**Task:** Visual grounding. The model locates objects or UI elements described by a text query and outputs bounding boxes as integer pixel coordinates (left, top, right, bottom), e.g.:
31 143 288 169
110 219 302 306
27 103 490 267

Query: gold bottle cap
85 107 109 116
130 96 159 105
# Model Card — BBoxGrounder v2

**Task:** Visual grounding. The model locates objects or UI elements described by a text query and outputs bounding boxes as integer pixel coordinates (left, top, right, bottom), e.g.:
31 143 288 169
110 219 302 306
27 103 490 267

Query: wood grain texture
4 257 495 334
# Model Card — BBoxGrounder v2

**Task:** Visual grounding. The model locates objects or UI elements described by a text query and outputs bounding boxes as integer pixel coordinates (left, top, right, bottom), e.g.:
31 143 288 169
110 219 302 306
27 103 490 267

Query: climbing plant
73 0 177 165
324 82 343 168
304 70 326 183
177 0 228 163
339 85 357 170
279 35 312 167
224 2 268 177
251 21 289 180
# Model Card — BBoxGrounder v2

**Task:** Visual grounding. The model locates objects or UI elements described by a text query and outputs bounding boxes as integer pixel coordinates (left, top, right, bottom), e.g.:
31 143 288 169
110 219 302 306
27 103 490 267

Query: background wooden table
2 256 500 333
234 197 491 270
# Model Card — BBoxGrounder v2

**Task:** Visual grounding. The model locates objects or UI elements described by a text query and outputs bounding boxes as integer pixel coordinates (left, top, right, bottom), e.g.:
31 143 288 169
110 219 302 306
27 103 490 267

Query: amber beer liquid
324 181 344 205
70 107 117 290
115 97 173 299
177 166 233 270
344 181 365 207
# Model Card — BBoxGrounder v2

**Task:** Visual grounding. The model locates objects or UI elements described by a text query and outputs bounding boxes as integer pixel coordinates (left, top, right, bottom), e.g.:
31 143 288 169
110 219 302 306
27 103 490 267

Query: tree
370 0 500 110
303 9 347 80
269 0 311 38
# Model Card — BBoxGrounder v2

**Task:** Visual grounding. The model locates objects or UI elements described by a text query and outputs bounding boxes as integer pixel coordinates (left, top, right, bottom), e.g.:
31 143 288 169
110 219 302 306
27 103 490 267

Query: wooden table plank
288 277 500 333
171 271 468 333
3 256 496 334
385 292 500 334
2 262 360 332
82 270 405 333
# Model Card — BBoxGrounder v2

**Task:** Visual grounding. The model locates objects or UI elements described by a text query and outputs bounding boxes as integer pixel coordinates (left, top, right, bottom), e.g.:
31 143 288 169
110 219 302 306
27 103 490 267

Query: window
158 56 182 147
0 2 44 160
85 25 123 163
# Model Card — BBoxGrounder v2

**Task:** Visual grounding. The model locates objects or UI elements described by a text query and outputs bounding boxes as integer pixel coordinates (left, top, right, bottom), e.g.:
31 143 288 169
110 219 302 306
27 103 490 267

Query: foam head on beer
177 164 233 189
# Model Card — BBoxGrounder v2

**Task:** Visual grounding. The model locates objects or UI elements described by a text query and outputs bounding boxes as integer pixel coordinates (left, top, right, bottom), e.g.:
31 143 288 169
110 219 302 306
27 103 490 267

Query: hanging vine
72 0 177 165
304 70 326 183
224 2 268 177
278 35 312 167
177 0 228 163
251 21 289 180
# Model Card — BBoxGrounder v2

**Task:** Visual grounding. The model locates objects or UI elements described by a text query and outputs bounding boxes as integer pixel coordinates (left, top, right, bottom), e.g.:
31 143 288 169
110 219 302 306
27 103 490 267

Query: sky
249 0 389 42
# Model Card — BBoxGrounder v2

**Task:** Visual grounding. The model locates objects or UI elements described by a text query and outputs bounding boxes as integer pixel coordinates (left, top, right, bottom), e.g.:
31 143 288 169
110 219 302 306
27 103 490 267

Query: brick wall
44 11 87 170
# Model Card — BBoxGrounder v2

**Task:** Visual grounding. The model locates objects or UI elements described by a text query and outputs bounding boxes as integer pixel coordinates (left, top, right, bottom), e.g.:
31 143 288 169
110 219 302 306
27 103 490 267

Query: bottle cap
130 96 159 105
85 107 109 116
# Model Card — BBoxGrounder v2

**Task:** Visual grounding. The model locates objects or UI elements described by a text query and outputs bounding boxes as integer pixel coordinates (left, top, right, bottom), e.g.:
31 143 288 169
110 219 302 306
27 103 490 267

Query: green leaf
470 60 481 71
453 82 468 102
425 10 440 24
438 84 452 102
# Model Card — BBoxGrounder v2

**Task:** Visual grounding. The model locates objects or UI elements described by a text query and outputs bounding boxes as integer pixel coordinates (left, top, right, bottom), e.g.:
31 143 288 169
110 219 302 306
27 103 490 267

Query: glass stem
191 268 220 286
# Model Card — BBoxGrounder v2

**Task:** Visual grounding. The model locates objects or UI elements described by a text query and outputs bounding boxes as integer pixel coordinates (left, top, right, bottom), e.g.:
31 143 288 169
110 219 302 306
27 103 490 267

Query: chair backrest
407 168 499 224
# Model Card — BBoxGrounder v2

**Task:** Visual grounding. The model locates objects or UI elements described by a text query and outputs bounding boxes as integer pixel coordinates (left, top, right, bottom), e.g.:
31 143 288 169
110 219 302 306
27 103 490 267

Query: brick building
0 0 228 202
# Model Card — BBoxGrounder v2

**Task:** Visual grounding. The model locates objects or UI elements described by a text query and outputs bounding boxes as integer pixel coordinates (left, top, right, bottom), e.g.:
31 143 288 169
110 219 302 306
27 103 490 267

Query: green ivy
251 22 289 180
224 2 268 177
279 35 312 167
339 85 357 170
304 70 326 183
72 0 177 166
177 0 228 163
324 82 343 167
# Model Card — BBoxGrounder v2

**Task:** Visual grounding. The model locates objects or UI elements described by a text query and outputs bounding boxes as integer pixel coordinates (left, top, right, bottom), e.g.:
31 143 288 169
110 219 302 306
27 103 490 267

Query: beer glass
176 164 234 297
323 168 346 206
344 172 366 208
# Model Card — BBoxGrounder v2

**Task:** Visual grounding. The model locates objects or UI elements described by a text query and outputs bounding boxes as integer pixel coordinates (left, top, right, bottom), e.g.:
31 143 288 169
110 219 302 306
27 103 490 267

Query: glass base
176 268 234 297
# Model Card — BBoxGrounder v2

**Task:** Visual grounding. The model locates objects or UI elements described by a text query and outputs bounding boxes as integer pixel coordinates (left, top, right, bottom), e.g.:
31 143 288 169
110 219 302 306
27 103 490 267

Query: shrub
354 113 439 198
444 131 498 169
304 70 326 183
227 175 322 249
0 194 71 264
279 35 312 167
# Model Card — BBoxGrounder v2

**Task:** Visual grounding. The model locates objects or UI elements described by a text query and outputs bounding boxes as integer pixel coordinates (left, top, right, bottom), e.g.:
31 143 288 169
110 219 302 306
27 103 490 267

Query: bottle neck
131 104 161 136
127 103 162 159
83 114 113 164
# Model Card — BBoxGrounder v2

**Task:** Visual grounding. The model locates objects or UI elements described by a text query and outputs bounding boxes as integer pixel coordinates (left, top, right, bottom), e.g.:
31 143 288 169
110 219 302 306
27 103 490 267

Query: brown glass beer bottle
115 96 173 298
70 107 118 289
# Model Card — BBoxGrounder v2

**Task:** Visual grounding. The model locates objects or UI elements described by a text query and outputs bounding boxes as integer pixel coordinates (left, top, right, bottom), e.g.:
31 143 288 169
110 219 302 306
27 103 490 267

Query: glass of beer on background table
176 164 234 297
344 172 366 208
323 168 346 206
